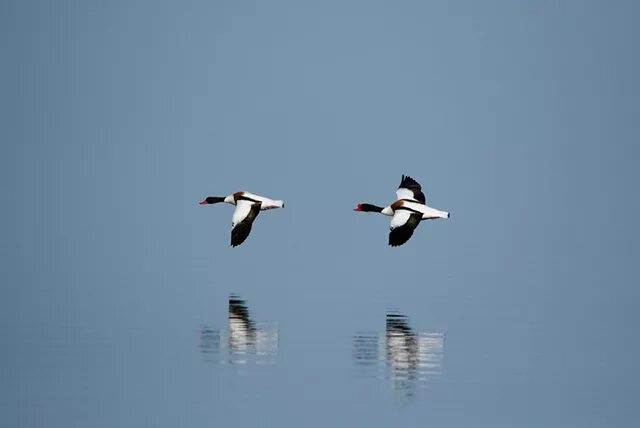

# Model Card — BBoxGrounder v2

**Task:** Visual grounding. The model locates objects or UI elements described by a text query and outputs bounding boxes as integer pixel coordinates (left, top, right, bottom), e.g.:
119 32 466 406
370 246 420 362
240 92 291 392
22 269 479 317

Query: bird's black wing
231 203 261 247
398 174 426 204
388 212 422 247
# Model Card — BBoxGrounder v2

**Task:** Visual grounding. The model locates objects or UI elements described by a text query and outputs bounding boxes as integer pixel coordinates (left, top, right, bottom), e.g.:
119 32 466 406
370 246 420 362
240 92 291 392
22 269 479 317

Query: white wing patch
396 188 417 201
390 210 411 230
231 200 255 228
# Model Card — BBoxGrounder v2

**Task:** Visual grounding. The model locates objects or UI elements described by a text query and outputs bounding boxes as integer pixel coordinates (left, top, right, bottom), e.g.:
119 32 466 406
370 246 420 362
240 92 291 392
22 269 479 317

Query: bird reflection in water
200 295 278 365
353 311 444 400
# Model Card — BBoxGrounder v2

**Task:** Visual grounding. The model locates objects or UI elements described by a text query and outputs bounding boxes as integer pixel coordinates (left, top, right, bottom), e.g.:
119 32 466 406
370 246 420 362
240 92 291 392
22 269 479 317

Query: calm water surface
3 1 639 426
2 276 634 427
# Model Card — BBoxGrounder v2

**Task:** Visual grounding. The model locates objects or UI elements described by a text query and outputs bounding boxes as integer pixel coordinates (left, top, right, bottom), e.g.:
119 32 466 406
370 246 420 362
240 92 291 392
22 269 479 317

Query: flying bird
354 175 449 247
199 191 284 247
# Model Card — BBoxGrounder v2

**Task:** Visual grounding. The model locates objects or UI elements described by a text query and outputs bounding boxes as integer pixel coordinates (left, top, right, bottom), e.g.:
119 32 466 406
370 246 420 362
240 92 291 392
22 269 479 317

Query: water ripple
353 311 444 399
199 295 278 365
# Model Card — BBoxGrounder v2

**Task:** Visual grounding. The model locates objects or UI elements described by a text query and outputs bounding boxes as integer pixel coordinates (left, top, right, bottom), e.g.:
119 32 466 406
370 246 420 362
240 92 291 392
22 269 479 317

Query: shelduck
354 175 449 247
199 191 284 247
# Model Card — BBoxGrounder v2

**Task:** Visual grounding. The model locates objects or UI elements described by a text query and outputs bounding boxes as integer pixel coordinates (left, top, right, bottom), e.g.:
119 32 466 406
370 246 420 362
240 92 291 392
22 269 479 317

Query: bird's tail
422 207 450 219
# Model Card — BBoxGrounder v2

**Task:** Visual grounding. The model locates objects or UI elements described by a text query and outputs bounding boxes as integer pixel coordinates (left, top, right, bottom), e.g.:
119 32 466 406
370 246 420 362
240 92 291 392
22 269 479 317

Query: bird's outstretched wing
231 201 261 247
396 175 426 204
388 211 422 247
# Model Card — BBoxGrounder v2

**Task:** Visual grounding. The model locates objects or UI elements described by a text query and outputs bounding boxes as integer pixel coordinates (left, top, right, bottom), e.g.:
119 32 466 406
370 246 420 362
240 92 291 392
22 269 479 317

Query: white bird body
384 200 449 220
235 192 284 210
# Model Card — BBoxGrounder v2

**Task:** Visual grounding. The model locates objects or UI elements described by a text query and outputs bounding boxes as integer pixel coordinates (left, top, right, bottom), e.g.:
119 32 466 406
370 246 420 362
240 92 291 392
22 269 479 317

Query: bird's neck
204 196 225 205
359 203 384 213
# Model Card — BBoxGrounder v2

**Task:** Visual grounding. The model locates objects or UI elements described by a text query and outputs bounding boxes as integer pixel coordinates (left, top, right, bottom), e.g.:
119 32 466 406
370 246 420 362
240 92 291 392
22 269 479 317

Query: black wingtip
399 174 421 190
388 234 406 247
230 222 253 247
